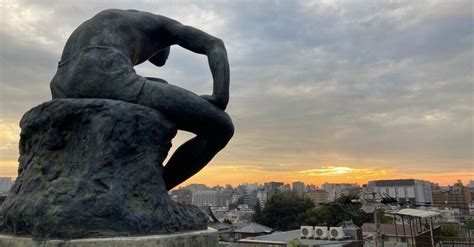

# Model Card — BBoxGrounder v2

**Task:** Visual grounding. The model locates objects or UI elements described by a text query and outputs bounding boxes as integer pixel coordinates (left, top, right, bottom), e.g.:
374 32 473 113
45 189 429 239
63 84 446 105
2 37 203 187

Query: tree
261 192 315 231
252 201 264 224
465 219 474 230
441 224 460 238
304 194 372 227
223 218 232 225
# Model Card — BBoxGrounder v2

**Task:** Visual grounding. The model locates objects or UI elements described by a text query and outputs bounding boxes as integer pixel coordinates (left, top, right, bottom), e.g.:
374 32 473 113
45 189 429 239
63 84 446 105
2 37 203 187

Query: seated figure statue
50 9 234 191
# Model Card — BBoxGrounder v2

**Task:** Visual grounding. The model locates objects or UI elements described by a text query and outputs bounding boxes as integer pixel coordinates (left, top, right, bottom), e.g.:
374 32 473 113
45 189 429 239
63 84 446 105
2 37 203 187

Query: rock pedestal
0 99 207 239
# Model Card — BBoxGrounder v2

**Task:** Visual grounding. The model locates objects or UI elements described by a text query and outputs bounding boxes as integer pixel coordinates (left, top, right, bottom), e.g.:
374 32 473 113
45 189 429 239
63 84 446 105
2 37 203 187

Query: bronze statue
50 9 234 190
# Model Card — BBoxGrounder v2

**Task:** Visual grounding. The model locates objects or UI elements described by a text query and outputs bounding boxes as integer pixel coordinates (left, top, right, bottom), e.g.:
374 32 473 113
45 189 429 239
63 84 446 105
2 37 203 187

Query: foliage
441 224 461 238
465 219 474 230
287 238 303 247
252 201 264 223
260 192 315 231
378 212 394 224
258 192 378 230
304 194 373 227
223 218 232 225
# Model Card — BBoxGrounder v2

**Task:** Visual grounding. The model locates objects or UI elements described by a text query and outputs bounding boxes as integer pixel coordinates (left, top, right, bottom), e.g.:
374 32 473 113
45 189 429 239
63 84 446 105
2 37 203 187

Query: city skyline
1 1 472 187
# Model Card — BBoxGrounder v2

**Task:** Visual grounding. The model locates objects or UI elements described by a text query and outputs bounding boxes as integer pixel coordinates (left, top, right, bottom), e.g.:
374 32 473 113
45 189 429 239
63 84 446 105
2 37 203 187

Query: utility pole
360 192 383 247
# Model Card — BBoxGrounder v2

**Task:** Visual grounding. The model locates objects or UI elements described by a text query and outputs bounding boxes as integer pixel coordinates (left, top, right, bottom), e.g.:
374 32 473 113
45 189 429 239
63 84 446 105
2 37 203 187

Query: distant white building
256 190 267 207
292 181 305 195
192 190 218 206
368 179 433 205
321 183 359 202
0 177 13 193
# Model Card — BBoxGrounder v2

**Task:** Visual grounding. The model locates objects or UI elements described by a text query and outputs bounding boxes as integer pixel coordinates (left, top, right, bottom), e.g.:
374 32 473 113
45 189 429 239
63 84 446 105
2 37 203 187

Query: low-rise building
432 180 470 215
233 222 273 241
192 190 218 206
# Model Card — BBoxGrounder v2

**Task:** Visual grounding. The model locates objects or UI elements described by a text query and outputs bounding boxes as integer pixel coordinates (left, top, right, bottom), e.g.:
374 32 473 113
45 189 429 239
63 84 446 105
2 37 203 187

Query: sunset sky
0 0 472 187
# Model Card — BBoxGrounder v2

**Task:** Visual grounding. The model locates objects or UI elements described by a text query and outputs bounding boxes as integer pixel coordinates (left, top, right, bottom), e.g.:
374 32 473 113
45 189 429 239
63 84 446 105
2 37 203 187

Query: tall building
468 180 474 203
304 189 328 205
292 181 305 195
432 180 470 215
321 183 360 202
306 184 317 191
367 179 433 206
278 184 291 193
256 190 268 207
0 177 13 193
263 181 284 198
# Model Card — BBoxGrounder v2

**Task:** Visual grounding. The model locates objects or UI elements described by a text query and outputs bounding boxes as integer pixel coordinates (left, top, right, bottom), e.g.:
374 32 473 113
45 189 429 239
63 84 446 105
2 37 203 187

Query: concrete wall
0 228 218 247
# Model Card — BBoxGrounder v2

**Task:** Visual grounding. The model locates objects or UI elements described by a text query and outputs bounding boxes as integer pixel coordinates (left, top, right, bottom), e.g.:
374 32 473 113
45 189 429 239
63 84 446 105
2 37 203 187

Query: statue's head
151 47 170 67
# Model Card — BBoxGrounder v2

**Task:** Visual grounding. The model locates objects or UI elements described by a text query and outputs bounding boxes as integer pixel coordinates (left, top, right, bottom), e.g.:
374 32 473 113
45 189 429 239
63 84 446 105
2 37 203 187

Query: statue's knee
222 118 234 142
214 113 234 145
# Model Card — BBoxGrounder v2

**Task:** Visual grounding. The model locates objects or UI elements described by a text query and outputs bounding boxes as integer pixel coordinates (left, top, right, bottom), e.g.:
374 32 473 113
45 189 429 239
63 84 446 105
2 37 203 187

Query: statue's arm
166 22 230 110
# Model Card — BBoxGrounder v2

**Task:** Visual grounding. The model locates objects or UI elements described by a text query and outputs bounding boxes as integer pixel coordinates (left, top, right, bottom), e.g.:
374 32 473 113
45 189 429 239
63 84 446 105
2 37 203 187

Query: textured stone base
0 99 207 238
0 228 218 247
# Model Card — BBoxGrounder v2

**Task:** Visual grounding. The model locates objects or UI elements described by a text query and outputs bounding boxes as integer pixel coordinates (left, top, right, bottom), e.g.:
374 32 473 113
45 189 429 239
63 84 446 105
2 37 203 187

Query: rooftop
238 229 361 246
392 208 440 218
233 222 273 234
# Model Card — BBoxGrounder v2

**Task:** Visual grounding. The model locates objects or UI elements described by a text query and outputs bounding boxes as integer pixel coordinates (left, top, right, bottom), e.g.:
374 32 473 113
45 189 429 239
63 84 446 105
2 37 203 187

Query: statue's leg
137 80 234 190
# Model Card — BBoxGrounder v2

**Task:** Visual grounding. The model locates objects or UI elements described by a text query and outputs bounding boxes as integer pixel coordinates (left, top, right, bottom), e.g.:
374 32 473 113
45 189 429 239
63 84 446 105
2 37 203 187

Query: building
232 222 273 241
238 224 363 246
306 184 317 191
216 190 233 207
263 181 283 198
192 190 218 206
304 189 329 205
321 183 360 202
432 180 471 215
367 179 433 206
256 190 267 208
182 183 209 193
170 188 192 204
0 177 13 193
278 184 291 193
468 180 474 203
292 181 305 195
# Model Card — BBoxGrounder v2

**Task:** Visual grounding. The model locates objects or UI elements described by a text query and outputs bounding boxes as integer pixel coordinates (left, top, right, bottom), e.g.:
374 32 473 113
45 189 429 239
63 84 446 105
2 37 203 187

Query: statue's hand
200 95 227 111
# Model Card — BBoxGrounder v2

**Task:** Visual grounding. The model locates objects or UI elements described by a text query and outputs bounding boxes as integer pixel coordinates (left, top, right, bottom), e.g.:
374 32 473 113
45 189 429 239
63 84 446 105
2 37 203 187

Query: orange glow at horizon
177 164 473 188
1 160 472 188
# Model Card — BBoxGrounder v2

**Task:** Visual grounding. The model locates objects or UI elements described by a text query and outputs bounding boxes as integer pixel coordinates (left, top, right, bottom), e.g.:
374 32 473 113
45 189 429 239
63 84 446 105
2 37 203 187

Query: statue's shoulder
91 9 175 27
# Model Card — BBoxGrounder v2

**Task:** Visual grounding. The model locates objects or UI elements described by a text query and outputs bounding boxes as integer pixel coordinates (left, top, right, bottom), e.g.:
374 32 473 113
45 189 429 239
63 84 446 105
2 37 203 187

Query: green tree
304 195 372 227
261 192 315 231
223 218 232 224
378 212 394 224
252 201 264 223
441 224 460 238
465 219 474 230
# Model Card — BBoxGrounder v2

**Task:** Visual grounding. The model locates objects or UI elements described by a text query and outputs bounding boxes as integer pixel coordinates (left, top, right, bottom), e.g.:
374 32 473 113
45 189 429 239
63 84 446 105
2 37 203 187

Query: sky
0 0 472 187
